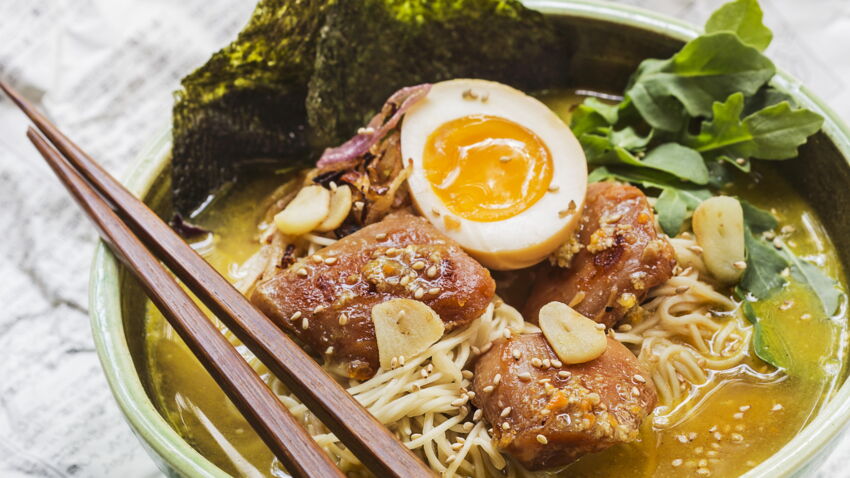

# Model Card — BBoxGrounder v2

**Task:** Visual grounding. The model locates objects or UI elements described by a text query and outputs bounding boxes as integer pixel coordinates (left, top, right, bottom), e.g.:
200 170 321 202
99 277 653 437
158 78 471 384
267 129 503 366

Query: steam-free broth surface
142 91 848 477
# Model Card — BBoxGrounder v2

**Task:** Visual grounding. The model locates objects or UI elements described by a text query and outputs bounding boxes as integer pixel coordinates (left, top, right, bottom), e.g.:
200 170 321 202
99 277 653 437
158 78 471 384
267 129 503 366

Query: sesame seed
398 355 406 366
301 318 309 329
338 313 349 325
473 409 483 421
676 434 688 444
325 346 334 355
414 287 425 299
675 286 691 294
390 357 398 369
688 432 697 440
471 346 481 355
313 305 325 314
412 261 426 270
501 422 510 430
736 157 746 165
634 374 646 383
536 434 548 445
467 391 476 400
595 323 606 330
463 422 474 431
429 287 441 295
548 184 560 193
731 433 744 442
451 442 463 451
739 405 750 412
493 374 502 385
431 208 441 217
531 358 543 367
375 233 387 240
499 156 512 163
552 359 563 368
503 328 512 339
512 349 522 360
542 359 551 368
451 397 467 407
400 275 411 286
688 245 704 254
780 300 794 311
296 268 308 277
324 257 338 265
426 265 439 278
631 386 641 397
311 255 322 263
518 372 532 382
446 454 456 463
386 247 400 256
714 432 723 440
733 261 747 270
483 385 494 393
290 311 302 321
672 459 683 467
353 201 365 210
801 313 812 321
500 407 512 417
558 209 570 218
773 237 784 249
697 468 710 476
772 403 784 411
557 371 571 379
462 370 473 379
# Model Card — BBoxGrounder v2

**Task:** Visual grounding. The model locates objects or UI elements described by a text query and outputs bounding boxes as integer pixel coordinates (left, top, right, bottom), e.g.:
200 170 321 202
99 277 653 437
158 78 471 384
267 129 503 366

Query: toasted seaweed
172 0 572 214
172 0 330 213
306 0 572 147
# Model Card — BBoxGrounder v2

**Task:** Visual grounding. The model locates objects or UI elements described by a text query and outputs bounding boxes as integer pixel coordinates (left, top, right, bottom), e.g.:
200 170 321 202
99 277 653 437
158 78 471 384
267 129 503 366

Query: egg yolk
422 114 553 222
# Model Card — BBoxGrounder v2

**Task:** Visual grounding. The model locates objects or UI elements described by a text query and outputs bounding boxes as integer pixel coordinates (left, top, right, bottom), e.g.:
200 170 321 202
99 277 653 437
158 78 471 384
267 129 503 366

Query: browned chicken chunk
252 213 495 380
524 182 676 328
472 334 656 470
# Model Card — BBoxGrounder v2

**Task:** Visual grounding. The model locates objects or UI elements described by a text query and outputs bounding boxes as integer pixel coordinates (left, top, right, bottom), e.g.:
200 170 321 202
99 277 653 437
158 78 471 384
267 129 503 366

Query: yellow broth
142 91 848 477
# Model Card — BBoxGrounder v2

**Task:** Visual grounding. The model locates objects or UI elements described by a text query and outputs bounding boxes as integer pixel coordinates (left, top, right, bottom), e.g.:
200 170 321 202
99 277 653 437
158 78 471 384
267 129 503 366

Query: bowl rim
89 1 850 477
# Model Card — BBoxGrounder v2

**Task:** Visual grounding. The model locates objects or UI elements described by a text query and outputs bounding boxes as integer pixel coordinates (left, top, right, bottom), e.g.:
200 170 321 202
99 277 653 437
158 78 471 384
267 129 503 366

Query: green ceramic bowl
89 1 850 477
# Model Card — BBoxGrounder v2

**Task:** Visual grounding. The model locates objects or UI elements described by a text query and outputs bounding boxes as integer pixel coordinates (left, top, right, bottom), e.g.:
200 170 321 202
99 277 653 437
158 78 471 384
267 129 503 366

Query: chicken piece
524 182 675 328
252 213 495 380
472 334 656 470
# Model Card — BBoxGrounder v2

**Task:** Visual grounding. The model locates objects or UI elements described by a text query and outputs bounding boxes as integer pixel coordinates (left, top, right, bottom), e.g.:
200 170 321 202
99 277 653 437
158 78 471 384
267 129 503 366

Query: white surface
0 1 848 477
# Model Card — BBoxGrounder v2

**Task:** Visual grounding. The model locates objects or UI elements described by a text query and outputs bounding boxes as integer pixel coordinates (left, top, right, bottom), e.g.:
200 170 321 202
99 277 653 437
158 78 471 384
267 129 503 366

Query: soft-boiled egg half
401 79 587 270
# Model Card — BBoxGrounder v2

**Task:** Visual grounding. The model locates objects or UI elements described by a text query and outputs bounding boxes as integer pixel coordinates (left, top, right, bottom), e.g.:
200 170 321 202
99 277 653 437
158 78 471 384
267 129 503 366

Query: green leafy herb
740 226 788 299
740 199 778 233
783 251 842 316
741 299 791 368
687 93 824 160
625 33 775 131
704 0 773 51
642 143 709 185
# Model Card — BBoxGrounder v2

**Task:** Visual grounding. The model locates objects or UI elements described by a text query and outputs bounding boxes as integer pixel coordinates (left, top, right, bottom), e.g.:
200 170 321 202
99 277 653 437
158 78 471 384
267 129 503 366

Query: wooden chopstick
26 128 344 478
1 81 434 478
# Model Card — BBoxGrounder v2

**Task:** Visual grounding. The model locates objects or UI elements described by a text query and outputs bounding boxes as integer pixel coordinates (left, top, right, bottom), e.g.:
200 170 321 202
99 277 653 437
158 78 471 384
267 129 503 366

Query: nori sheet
172 0 572 215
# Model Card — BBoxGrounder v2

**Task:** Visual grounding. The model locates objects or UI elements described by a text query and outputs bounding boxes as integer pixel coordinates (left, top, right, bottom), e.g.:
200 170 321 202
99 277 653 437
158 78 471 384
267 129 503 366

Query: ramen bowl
89 1 850 476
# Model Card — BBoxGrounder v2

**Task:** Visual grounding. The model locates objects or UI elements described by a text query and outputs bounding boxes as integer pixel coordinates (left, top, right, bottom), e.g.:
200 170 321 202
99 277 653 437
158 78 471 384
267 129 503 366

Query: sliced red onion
317 83 431 168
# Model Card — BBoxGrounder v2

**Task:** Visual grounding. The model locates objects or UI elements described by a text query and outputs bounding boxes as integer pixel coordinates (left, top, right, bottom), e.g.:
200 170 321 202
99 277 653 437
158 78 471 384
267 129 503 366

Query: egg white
401 79 587 270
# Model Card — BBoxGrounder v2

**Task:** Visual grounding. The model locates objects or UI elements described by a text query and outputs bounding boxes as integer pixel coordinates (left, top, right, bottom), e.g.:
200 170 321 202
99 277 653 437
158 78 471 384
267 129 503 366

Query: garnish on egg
401 79 588 270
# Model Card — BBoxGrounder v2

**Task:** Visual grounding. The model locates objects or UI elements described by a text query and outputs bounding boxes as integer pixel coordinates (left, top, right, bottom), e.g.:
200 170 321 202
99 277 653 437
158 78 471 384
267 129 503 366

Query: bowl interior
92 2 850 477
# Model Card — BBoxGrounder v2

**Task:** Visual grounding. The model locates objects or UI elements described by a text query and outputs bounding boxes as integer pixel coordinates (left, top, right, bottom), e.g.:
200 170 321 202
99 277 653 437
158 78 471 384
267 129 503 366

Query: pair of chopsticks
0 81 434 478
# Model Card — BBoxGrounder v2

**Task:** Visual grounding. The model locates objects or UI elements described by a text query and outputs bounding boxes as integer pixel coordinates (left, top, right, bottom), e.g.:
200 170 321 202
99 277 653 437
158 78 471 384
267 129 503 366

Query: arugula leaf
741 299 791 369
571 105 611 138
744 86 796 116
625 33 775 131
687 93 824 160
705 0 773 51
740 200 778 233
585 97 619 125
783 252 842 316
642 143 709 185
741 102 824 159
655 186 711 236
740 226 788 299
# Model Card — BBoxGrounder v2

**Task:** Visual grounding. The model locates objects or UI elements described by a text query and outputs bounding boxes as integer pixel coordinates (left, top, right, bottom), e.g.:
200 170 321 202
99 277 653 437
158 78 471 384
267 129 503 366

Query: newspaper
0 1 847 477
